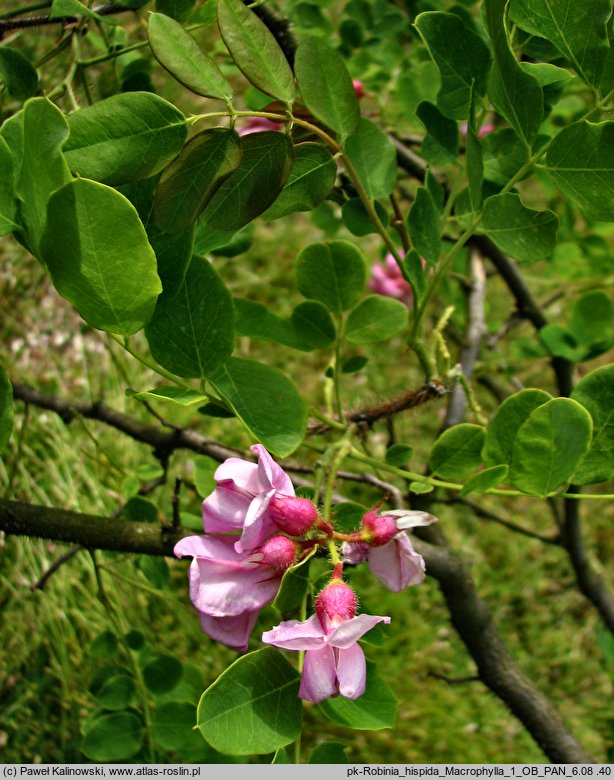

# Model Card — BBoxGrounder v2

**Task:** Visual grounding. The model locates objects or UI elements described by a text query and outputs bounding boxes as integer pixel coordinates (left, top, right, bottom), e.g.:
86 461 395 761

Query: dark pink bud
316 580 358 632
258 535 297 571
353 79 366 100
361 509 397 546
269 494 318 536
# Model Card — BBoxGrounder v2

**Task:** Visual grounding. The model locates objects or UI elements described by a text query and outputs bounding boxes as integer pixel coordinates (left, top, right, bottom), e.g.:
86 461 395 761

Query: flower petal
199 610 259 651
383 509 438 529
336 643 367 700
214 457 261 493
252 444 294 495
340 541 369 565
189 556 280 616
368 532 425 592
299 646 338 702
235 490 278 554
328 614 391 648
202 483 252 533
262 614 326 650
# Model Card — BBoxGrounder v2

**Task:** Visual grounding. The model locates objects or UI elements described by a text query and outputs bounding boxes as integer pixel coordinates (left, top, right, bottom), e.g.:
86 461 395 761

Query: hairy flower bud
360 509 398 546
258 535 297 571
269 494 318 536
315 580 358 632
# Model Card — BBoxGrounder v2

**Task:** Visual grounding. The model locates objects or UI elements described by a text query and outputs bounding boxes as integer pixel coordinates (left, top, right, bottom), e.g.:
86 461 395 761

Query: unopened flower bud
360 509 398 546
258 535 297 571
316 580 358 632
269 495 318 536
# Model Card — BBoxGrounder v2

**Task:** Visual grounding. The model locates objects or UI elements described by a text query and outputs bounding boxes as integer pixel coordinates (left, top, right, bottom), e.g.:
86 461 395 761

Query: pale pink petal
340 541 369 565
368 532 425 592
262 614 327 650
328 614 391 648
252 444 294 495
175 534 245 562
299 646 338 702
335 643 367 700
235 490 278 553
201 483 252 533
199 610 259 651
189 556 280 616
214 457 261 493
383 509 438 529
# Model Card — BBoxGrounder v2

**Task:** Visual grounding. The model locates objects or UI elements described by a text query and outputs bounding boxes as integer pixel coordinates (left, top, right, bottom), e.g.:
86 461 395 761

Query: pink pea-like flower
342 509 437 592
237 116 283 136
174 534 296 651
263 580 390 702
459 122 495 139
201 444 299 554
369 253 414 307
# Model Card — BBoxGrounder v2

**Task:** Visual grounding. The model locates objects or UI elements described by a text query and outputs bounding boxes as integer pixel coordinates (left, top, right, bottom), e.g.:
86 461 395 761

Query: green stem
109 334 194 390
309 407 347 431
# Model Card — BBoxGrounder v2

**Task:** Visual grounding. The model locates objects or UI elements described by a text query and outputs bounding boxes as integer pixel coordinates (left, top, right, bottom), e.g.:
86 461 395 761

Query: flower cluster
174 445 434 701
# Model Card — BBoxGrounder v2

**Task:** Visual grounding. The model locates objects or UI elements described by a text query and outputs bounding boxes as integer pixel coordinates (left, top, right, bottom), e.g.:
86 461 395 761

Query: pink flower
262 580 390 702
353 80 367 100
174 534 296 651
342 510 437 592
238 116 283 136
369 253 413 306
460 122 495 139
201 444 298 553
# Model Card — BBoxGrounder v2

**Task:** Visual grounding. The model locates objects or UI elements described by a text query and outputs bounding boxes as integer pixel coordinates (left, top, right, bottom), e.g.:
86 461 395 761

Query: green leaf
121 496 159 523
130 385 208 406
481 193 558 262
409 482 434 494
509 398 593 496
341 198 390 237
64 92 187 186
88 631 118 659
145 255 234 378
459 465 509 496
119 175 194 298
148 12 233 100
571 364 614 484
41 179 162 336
346 296 408 344
539 324 582 362
92 675 136 711
414 12 491 120
407 187 441 265
263 143 337 220
319 662 397 730
309 742 348 763
569 291 614 359
80 712 144 761
403 249 427 303
429 423 486 480
0 366 13 455
273 550 315 612
294 36 360 138
509 0 611 90
50 0 116 24
483 0 543 144
153 129 241 233
295 240 366 313
482 128 530 185
342 355 368 374
545 121 614 221
217 0 295 104
272 748 291 764
482 388 552 467
234 298 335 351
202 132 293 231
208 357 307 457
465 86 484 211
333 502 367 533
17 98 72 253
0 48 38 101
156 0 195 22
0 137 19 236
344 118 397 199
143 655 183 694
152 702 199 752
385 443 413 467
416 101 459 165
197 647 302 755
